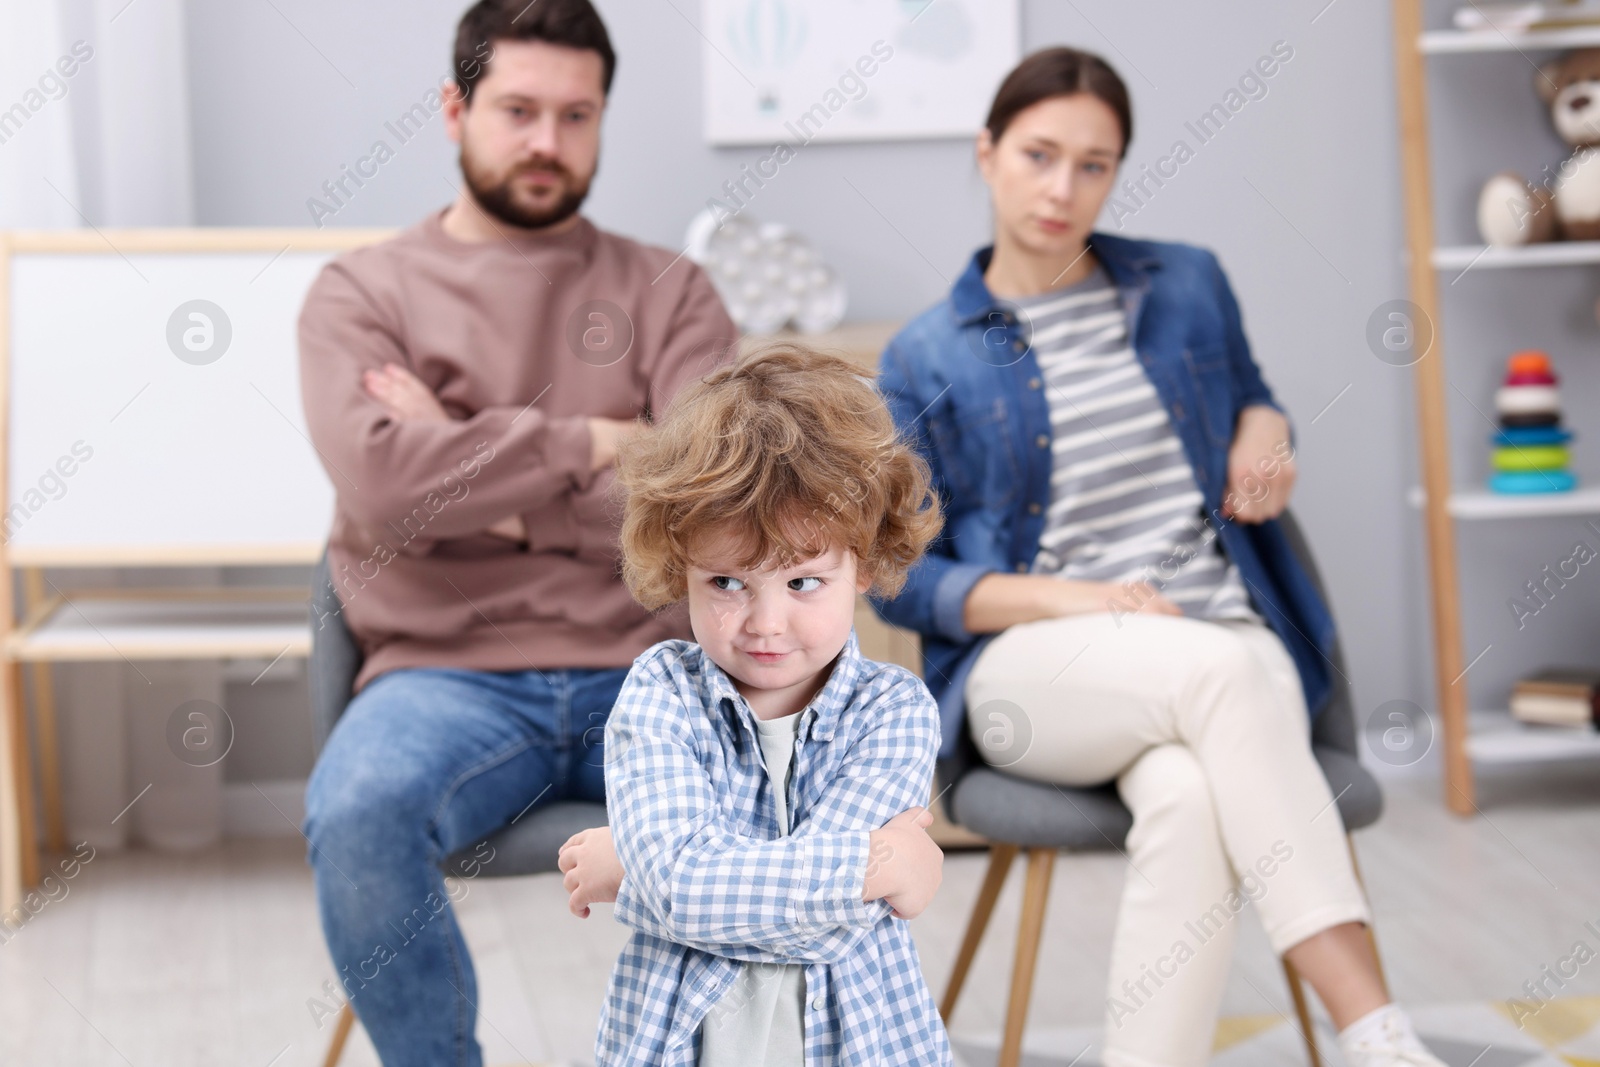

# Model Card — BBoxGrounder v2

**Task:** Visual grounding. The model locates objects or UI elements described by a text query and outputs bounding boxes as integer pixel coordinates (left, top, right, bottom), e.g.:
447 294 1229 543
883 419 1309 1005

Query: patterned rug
949 996 1600 1066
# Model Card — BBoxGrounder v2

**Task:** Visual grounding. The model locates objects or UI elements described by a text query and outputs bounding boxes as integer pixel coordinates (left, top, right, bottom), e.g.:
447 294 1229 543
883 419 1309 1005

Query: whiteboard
702 0 1020 145
5 247 345 558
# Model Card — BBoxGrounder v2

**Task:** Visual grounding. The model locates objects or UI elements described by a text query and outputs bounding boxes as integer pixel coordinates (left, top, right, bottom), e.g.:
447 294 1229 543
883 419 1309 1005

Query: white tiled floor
3 759 1599 1066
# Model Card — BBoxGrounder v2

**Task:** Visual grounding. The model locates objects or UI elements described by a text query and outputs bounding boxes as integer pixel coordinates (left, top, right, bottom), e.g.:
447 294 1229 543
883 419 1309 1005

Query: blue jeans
301 664 629 1067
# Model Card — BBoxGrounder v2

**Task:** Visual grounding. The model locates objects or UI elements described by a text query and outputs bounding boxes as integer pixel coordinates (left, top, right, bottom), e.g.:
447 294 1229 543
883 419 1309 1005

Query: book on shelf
1453 0 1600 30
1510 666 1600 728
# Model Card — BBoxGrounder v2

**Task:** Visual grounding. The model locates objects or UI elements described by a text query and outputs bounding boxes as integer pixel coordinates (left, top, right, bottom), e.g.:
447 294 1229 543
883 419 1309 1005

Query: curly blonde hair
615 342 942 610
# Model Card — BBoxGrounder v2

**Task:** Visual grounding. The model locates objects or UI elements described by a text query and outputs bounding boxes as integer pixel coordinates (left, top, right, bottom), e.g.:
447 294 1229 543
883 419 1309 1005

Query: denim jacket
870 231 1337 759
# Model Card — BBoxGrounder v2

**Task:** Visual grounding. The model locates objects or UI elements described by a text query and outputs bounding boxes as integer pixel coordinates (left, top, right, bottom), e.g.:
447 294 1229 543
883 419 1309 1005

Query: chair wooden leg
1346 834 1390 998
940 842 1018 1020
321 1002 356 1067
1281 955 1324 1067
998 848 1055 1067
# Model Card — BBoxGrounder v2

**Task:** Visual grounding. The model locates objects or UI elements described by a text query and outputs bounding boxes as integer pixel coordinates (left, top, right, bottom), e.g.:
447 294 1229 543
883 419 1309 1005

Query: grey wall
179 0 1586 777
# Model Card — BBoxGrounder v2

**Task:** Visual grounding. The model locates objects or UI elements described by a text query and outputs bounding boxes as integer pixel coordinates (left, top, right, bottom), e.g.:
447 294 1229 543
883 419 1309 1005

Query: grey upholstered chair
932 510 1388 1067
307 549 607 1067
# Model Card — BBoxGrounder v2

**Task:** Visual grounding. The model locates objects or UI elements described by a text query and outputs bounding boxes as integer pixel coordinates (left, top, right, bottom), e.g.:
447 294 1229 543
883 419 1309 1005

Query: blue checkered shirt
594 627 955 1066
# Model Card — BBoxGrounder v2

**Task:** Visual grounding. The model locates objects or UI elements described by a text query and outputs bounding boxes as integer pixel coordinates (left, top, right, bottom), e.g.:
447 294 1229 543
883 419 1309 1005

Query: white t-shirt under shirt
1009 262 1261 622
696 709 807 1067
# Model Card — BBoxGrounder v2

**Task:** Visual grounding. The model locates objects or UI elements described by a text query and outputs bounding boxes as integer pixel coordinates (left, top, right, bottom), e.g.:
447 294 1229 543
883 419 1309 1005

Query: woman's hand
558 826 624 918
1222 405 1296 524
1043 578 1180 620
963 573 1180 634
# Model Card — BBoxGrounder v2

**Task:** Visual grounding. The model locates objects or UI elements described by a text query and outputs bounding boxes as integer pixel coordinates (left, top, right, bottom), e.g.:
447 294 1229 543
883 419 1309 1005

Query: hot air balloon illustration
723 0 808 113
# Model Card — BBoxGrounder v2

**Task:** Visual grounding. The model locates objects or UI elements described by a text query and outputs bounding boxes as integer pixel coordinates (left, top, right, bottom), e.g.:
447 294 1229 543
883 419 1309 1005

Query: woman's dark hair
984 47 1131 158
453 0 617 102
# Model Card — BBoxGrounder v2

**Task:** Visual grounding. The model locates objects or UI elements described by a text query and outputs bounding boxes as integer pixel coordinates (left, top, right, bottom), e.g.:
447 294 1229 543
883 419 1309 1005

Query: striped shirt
596 627 954 1067
1011 264 1259 622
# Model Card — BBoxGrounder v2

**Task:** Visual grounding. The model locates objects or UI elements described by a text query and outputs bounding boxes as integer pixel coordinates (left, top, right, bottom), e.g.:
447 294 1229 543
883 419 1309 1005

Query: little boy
557 344 954 1066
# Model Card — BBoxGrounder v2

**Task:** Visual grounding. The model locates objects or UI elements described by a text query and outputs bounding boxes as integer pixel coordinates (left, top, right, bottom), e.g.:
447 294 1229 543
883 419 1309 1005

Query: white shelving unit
1420 25 1600 53
1465 709 1600 763
1394 3 1600 812
1433 239 1600 270
1407 485 1600 519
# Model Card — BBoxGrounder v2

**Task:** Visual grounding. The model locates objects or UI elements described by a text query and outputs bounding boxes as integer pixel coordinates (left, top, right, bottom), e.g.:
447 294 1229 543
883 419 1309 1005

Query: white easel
0 228 389 910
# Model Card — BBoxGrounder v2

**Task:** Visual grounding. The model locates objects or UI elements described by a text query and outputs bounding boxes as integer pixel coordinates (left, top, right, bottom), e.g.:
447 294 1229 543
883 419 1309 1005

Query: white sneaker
1337 1004 1448 1067
1340 1045 1448 1067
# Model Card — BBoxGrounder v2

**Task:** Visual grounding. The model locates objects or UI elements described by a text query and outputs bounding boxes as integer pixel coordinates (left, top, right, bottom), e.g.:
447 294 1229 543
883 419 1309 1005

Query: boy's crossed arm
560 808 939 922
558 662 944 964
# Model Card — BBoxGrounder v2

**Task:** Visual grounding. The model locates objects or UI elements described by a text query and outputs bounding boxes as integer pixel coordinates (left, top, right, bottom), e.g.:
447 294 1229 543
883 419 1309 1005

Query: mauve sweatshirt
298 208 740 692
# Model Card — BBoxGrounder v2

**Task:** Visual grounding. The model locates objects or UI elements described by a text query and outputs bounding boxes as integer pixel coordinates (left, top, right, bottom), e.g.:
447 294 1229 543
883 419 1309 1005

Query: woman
873 47 1443 1067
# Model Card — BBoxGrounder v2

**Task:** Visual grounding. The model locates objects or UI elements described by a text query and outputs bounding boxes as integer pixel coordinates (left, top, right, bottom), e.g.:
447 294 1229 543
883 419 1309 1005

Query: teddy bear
1477 47 1600 246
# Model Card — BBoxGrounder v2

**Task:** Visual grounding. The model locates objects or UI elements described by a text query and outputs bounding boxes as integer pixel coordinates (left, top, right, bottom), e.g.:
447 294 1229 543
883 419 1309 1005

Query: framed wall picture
701 0 1021 145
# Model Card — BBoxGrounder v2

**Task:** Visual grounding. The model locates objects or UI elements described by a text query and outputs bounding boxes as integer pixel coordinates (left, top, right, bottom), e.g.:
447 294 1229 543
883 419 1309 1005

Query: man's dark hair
453 0 617 103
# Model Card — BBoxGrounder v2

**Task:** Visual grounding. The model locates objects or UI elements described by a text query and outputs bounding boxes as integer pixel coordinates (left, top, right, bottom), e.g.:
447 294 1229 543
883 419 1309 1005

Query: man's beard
459 145 593 231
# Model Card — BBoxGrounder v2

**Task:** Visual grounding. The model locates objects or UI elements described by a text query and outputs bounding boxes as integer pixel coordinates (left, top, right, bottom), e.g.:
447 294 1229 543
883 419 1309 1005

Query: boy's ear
854 567 874 595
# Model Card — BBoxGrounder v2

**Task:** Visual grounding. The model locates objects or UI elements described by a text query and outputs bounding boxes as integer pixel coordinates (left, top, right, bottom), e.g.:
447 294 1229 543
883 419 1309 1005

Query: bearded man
296 3 738 1063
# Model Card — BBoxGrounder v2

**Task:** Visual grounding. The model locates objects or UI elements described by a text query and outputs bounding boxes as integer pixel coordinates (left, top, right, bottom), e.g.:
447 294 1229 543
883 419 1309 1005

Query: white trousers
965 612 1371 1067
